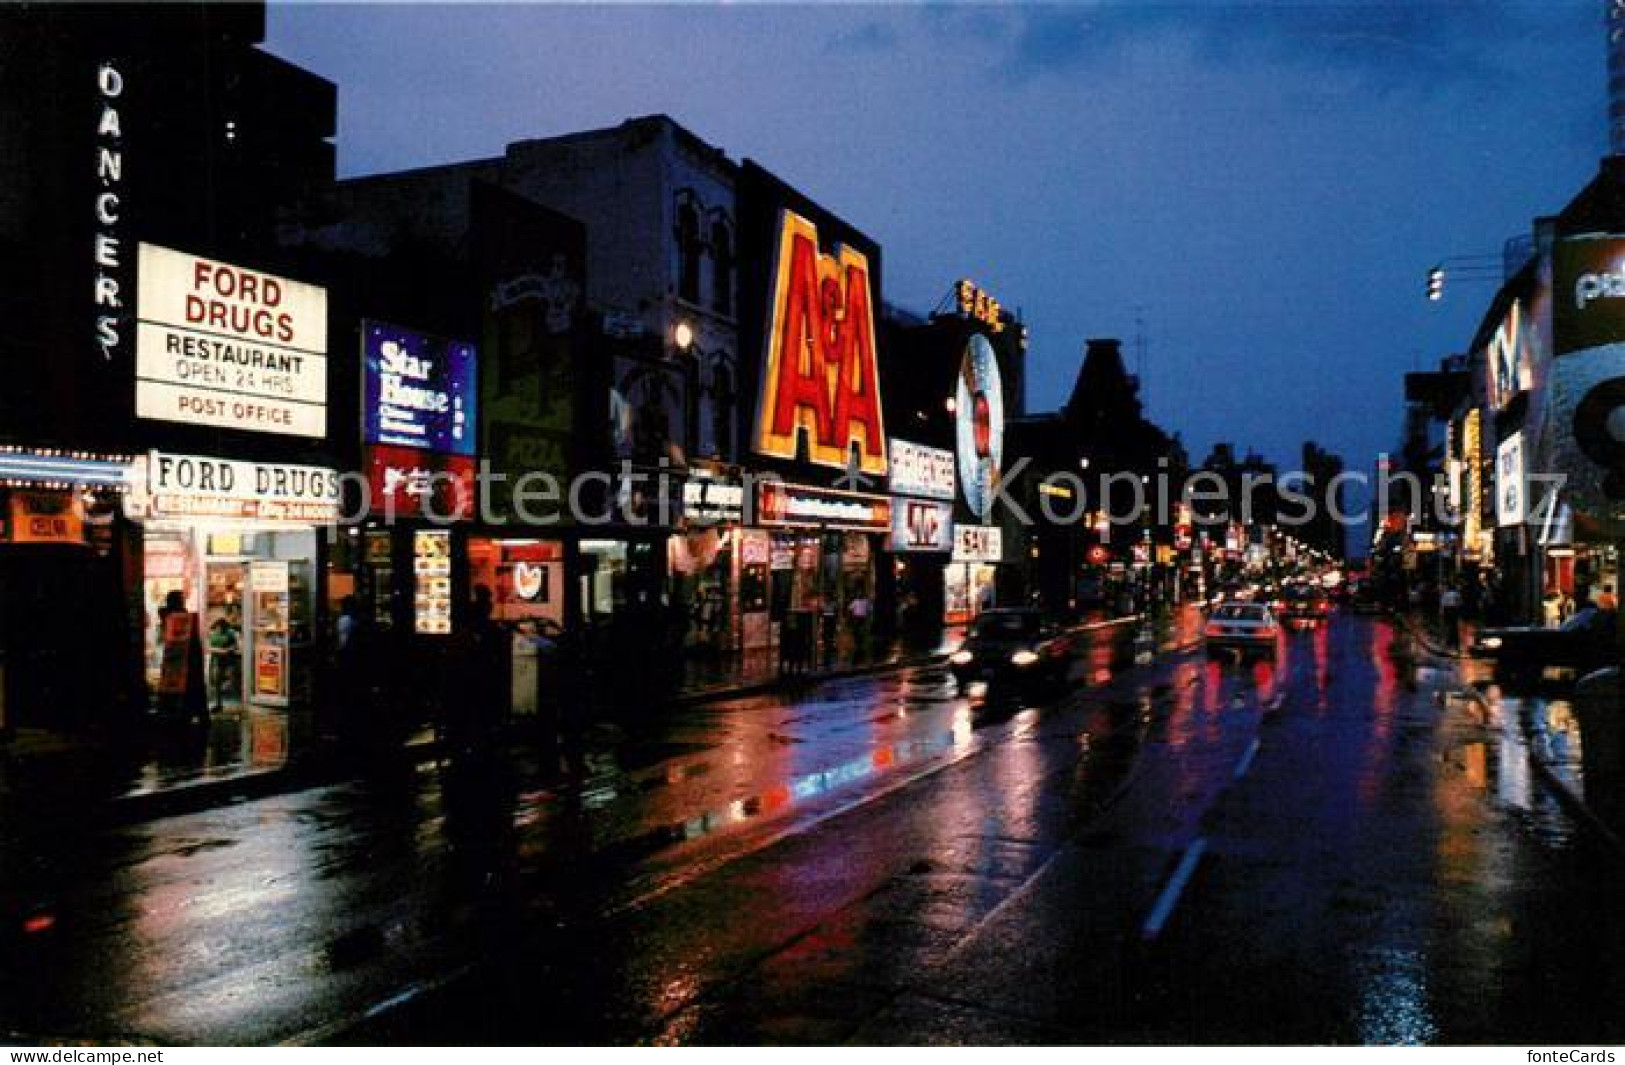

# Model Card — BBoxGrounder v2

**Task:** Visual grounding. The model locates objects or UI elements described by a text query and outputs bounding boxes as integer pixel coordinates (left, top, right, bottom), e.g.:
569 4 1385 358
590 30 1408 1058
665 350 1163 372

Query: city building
883 281 1028 632
1009 339 1187 616
0 3 337 729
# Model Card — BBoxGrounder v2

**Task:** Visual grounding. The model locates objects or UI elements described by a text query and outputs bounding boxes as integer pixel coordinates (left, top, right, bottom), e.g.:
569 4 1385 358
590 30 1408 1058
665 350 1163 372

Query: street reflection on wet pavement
3 611 1623 1045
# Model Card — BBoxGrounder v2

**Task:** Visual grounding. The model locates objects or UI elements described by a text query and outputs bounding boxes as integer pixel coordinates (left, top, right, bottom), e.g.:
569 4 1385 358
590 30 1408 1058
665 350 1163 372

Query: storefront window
580 539 628 620
668 529 735 652
945 562 998 625
468 538 566 627
142 523 316 709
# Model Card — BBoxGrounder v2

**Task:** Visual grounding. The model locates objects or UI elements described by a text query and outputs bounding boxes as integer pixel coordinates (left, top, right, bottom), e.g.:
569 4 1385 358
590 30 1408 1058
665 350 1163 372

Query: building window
710 215 733 316
676 194 702 305
709 356 735 459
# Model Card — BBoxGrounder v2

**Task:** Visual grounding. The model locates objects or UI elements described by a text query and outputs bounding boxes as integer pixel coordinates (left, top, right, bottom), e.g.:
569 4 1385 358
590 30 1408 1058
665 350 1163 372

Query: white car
1204 601 1280 654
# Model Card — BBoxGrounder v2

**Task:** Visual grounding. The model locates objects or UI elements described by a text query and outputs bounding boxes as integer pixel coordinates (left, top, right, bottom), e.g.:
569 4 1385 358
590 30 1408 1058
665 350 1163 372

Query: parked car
1204 601 1280 655
949 608 1073 692
1471 606 1618 685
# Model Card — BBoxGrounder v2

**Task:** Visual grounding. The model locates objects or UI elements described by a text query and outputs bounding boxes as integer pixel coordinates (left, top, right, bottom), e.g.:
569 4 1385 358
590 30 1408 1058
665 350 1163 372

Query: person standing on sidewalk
1439 582 1462 650
847 593 872 663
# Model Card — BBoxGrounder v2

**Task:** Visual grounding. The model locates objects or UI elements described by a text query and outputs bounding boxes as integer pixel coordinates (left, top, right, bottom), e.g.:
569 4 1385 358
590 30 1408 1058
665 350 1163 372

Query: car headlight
950 649 974 666
1479 636 1503 650
1011 649 1040 667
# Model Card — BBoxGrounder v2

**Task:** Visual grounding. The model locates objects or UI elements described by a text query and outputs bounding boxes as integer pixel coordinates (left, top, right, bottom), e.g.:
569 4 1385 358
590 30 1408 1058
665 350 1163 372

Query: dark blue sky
268 1 1605 478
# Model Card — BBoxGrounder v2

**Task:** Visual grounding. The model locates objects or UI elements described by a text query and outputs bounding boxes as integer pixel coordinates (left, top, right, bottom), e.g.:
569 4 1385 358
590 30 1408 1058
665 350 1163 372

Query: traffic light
1427 266 1445 301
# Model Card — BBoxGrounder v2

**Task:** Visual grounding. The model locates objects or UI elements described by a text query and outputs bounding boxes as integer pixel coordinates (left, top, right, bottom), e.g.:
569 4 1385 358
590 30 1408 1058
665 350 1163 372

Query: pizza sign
756 210 887 476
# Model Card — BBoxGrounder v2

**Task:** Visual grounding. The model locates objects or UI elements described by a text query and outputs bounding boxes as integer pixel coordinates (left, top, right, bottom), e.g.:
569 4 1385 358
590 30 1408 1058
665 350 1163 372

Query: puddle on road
1355 945 1439 1046
514 708 985 871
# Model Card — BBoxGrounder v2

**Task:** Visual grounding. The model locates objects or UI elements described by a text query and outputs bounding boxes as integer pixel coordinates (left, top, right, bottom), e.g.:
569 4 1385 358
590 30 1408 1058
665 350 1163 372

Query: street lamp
674 320 695 352
1423 254 1501 303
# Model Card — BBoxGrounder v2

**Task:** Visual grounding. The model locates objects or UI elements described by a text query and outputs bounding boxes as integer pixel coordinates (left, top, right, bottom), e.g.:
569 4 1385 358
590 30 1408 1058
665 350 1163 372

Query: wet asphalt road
3 611 1624 1045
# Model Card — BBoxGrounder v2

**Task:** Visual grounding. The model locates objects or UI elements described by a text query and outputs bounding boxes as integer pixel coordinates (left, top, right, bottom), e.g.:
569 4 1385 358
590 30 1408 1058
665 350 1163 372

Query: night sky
267 1 1605 482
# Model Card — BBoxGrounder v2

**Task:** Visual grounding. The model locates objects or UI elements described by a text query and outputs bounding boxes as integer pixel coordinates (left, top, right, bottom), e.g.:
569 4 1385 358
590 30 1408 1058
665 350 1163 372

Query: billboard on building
956 333 1005 522
1486 300 1536 411
754 209 887 476
474 184 585 516
362 321 476 456
134 244 328 437
1546 237 1625 531
737 161 887 492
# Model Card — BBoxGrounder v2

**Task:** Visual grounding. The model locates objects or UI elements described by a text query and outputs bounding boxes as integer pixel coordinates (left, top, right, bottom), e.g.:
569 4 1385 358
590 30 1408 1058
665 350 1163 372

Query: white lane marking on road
1142 836 1208 940
1233 738 1261 780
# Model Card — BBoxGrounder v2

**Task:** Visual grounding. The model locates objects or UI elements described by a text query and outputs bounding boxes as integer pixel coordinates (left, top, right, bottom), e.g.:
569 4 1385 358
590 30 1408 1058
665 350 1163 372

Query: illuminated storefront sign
890 497 953 552
363 321 476 455
136 244 328 437
1462 410 1484 554
952 524 1002 563
755 480 890 532
889 439 955 501
134 451 340 524
956 334 1005 521
1496 431 1527 527
366 445 476 520
683 477 745 525
755 210 887 476
7 491 86 545
94 61 127 363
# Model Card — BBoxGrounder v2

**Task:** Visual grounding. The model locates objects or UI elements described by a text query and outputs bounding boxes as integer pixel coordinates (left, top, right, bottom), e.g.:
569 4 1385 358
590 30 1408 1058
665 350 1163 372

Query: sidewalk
0 636 952 825
0 705 320 826
0 611 1159 826
1397 609 1478 660
1411 607 1625 860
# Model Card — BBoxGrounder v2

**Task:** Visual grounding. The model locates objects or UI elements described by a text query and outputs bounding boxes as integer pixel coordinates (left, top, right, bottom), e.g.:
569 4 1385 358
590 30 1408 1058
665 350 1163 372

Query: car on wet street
1470 605 1619 685
1203 601 1280 656
948 608 1074 693
1277 583 1332 624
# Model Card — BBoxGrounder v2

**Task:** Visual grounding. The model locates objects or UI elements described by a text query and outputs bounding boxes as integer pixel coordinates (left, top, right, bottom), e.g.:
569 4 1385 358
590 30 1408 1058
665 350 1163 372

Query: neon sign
954 279 1004 334
94 62 126 362
756 210 887 476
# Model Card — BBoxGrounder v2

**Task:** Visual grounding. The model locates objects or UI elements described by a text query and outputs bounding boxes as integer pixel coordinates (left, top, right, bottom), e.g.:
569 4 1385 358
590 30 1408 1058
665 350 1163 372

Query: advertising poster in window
414 530 453 635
